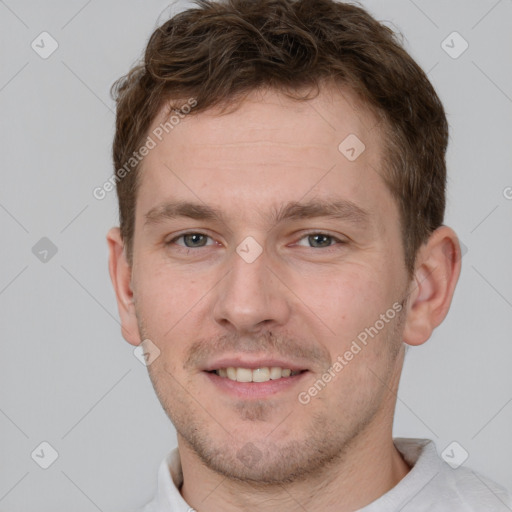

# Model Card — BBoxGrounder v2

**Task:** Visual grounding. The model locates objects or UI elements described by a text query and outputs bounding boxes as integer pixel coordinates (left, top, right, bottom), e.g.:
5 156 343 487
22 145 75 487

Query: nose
212 243 291 334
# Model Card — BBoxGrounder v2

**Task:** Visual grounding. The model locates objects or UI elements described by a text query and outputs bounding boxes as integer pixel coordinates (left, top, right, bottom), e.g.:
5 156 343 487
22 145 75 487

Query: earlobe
106 227 141 346
402 226 462 347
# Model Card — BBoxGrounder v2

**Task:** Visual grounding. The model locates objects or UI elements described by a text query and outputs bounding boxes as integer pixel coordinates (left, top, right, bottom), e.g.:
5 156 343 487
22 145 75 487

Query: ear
106 227 141 346
402 226 462 346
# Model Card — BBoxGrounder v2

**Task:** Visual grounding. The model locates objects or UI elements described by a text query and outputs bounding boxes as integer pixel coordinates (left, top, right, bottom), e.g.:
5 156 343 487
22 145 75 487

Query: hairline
124 82 411 273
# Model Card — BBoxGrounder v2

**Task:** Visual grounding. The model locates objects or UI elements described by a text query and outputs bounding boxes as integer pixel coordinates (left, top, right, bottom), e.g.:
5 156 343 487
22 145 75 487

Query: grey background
1 0 511 510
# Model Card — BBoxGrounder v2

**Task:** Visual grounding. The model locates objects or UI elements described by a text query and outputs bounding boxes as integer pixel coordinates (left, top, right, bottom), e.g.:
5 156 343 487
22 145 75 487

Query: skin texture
107 84 461 511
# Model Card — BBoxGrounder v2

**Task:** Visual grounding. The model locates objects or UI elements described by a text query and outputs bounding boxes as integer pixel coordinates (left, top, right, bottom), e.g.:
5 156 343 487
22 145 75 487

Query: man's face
128 86 411 482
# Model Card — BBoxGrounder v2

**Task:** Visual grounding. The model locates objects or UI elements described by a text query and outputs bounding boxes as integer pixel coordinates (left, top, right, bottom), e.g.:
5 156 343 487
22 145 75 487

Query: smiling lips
204 360 310 398
213 366 304 383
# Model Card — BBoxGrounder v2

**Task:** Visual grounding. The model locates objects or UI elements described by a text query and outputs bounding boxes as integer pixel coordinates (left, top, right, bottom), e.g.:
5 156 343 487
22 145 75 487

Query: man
106 0 512 510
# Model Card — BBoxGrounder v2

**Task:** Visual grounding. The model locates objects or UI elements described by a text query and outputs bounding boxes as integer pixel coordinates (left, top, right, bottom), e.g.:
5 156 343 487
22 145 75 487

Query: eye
165 231 346 252
167 232 216 248
295 232 346 249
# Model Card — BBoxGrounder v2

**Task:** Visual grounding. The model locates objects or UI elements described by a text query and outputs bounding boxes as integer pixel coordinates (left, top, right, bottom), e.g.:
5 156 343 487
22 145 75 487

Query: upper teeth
215 367 301 382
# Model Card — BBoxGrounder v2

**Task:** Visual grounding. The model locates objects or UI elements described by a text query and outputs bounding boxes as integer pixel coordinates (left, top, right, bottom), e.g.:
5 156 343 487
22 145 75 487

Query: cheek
295 265 390 340
138 259 201 310
134 268 199 354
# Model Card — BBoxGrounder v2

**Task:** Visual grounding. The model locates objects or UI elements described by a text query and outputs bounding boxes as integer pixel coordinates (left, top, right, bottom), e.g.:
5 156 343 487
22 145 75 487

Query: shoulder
426 464 512 511
392 438 512 511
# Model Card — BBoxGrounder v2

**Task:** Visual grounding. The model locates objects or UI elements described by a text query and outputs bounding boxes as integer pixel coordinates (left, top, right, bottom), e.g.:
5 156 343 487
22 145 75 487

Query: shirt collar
145 438 438 512
147 447 191 512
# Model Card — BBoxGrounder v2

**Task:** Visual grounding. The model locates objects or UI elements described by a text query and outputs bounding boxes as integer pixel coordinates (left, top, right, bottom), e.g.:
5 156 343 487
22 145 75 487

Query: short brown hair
111 0 448 276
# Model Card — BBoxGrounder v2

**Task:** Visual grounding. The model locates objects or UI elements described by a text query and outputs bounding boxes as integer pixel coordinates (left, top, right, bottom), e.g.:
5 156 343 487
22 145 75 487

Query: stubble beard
138 306 407 487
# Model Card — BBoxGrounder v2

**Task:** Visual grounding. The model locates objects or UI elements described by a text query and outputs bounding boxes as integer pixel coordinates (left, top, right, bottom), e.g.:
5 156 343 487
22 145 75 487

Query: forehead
147 84 381 158
135 84 395 232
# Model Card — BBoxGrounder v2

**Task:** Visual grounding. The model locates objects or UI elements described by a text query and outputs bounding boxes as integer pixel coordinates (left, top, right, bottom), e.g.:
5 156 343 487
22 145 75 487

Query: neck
179 419 410 512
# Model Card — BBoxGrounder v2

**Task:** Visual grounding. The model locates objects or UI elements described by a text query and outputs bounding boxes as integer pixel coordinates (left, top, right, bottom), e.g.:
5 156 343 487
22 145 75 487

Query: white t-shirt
139 438 512 511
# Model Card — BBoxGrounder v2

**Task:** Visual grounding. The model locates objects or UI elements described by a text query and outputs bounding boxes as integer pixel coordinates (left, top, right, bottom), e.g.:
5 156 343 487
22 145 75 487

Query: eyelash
165 231 347 252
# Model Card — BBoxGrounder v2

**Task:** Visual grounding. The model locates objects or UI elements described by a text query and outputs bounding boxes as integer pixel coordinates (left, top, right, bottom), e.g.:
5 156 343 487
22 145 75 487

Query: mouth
203 359 310 399
208 366 306 383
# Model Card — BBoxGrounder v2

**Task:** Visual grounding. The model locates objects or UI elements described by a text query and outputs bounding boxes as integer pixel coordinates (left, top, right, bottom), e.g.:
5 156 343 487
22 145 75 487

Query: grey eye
295 233 338 248
181 233 209 247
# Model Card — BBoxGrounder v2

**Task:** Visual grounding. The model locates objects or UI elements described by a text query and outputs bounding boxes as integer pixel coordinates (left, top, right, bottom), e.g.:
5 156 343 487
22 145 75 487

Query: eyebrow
143 198 370 228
